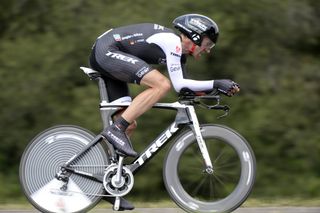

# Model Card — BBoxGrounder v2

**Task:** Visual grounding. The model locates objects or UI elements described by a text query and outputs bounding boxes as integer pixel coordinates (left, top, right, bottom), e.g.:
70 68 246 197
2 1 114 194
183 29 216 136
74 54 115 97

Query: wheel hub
205 167 214 174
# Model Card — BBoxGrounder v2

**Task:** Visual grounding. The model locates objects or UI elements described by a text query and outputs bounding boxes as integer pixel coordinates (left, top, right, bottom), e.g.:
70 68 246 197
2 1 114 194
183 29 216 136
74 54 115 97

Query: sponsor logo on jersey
105 51 139 64
158 58 167 64
136 66 150 78
169 64 180 72
129 39 145 45
170 52 180 57
113 34 121 41
154 24 164 30
122 33 143 40
176 45 181 53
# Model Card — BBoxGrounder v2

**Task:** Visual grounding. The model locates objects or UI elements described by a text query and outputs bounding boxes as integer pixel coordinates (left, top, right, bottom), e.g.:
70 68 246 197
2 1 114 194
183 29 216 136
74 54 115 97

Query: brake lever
196 97 230 119
217 107 229 119
209 104 230 119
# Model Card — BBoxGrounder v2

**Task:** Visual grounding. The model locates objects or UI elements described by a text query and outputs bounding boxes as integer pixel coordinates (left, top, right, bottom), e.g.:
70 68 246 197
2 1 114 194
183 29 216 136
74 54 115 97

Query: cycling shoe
102 125 138 157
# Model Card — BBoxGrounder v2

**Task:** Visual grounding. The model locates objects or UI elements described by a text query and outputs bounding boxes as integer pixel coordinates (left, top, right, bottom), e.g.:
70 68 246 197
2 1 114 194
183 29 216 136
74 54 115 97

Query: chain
50 188 115 197
69 165 108 168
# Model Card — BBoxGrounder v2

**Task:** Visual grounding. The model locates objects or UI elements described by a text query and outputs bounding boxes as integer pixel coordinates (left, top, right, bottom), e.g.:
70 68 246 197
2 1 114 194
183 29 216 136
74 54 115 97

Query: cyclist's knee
159 77 171 93
141 70 171 93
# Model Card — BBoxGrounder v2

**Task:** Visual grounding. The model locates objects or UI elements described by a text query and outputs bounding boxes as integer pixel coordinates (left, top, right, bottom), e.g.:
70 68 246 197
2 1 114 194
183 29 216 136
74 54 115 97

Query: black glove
213 79 240 96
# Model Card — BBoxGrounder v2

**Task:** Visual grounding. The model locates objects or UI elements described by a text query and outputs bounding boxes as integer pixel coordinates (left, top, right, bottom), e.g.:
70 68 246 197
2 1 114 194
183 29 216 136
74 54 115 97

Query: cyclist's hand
213 79 240 96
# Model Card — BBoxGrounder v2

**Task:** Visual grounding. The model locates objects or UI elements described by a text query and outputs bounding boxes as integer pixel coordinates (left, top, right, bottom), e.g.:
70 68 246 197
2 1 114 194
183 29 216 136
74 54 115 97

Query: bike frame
103 101 214 174
60 67 214 182
61 101 213 182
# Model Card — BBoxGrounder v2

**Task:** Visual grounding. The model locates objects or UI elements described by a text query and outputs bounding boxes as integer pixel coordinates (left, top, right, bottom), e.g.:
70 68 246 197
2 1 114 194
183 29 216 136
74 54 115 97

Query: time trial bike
19 67 256 213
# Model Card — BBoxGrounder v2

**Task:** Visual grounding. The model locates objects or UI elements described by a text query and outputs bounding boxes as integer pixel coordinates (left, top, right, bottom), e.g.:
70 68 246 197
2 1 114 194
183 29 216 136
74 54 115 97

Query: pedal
113 196 121 211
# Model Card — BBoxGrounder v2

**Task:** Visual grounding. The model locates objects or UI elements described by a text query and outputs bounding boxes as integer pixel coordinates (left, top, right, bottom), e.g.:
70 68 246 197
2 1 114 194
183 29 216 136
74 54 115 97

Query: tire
163 124 256 213
19 125 109 213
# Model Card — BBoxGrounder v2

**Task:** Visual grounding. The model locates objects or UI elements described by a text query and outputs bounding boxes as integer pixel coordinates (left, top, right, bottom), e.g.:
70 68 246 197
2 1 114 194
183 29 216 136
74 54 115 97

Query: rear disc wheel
19 125 109 213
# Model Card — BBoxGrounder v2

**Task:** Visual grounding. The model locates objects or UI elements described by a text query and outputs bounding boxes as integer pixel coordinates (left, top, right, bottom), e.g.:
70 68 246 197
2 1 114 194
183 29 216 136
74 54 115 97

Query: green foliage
0 0 319 202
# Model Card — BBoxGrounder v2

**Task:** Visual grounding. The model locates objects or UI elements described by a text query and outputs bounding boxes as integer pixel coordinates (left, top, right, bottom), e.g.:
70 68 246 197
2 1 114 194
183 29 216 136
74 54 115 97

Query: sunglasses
201 38 216 51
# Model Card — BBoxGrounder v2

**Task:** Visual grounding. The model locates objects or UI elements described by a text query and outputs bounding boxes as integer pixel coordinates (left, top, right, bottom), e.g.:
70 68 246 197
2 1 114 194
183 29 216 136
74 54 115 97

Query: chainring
103 164 134 197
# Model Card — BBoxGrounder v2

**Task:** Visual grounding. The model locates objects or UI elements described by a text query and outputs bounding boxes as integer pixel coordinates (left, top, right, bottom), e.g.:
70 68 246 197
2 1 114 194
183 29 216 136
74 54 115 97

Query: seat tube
97 77 113 128
187 106 213 170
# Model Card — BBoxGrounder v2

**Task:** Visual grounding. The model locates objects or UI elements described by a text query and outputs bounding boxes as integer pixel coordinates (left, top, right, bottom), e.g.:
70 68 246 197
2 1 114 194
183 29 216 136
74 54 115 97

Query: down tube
129 122 181 174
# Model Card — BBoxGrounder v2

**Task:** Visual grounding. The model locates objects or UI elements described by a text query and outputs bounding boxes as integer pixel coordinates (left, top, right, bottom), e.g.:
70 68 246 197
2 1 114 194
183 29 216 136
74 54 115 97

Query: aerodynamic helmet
173 14 219 46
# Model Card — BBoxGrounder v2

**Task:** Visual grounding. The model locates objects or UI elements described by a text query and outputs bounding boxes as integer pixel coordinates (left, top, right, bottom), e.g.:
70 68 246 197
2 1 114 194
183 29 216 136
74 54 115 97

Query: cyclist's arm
147 33 214 92
167 55 214 92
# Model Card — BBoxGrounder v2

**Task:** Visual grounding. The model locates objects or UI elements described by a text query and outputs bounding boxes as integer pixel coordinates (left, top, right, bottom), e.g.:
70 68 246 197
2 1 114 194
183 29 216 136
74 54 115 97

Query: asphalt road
1 207 320 213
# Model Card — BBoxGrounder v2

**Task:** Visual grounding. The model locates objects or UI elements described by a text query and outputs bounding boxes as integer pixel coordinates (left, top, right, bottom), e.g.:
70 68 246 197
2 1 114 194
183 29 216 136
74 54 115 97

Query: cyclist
89 14 239 209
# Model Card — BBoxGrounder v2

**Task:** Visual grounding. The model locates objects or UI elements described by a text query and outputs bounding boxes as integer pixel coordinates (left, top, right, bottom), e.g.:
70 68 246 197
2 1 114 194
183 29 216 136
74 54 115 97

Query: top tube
100 101 188 110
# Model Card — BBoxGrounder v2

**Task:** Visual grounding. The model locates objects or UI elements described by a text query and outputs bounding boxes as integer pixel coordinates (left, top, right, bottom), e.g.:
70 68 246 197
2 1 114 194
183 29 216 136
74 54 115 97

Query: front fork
187 106 214 174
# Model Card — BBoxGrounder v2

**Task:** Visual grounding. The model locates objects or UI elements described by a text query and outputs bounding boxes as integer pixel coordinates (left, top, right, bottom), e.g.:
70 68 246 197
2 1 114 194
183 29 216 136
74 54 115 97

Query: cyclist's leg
112 109 137 137
90 54 137 136
121 70 171 123
104 78 137 136
104 77 130 102
104 69 171 157
92 48 153 156
107 70 171 139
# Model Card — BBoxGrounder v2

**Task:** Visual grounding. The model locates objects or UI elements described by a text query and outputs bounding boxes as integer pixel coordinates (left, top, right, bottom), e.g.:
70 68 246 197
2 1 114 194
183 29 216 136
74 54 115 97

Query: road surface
1 207 320 213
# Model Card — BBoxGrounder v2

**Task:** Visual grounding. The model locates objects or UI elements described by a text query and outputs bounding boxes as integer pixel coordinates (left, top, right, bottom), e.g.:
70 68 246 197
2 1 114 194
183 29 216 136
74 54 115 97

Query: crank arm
113 197 121 211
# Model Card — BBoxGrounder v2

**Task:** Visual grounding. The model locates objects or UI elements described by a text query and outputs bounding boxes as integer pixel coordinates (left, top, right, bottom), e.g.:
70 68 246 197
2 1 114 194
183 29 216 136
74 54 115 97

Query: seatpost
96 77 112 129
97 77 109 103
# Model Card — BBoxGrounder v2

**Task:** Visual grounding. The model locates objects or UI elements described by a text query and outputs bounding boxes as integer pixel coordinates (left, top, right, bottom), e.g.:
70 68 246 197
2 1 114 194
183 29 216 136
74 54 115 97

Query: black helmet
173 14 219 46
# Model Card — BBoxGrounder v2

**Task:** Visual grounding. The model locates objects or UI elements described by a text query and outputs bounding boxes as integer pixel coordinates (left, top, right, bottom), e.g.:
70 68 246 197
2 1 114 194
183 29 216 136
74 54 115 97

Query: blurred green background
0 0 319 204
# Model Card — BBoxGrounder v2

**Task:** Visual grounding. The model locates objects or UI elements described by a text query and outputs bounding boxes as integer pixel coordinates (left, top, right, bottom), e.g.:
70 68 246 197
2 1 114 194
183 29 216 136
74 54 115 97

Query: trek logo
170 52 180 57
134 123 178 166
106 131 125 146
106 51 139 64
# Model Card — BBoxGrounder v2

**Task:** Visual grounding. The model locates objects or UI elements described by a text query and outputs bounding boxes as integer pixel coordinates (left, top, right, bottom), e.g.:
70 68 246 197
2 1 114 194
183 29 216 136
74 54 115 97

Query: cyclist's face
192 37 215 59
